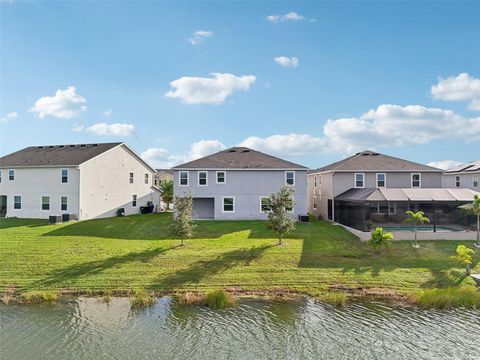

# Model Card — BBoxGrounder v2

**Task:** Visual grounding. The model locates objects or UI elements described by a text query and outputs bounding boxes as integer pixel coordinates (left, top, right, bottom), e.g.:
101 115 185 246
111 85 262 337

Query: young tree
159 179 174 211
266 186 297 246
170 195 196 246
404 210 430 249
369 227 394 253
450 245 475 276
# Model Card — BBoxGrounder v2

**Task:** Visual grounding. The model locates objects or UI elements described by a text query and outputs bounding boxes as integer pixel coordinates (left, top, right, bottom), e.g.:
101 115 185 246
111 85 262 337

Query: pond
1 297 479 360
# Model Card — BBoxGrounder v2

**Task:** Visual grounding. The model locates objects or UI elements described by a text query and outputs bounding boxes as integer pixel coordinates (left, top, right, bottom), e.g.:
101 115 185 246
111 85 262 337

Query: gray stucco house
173 147 308 220
443 160 480 191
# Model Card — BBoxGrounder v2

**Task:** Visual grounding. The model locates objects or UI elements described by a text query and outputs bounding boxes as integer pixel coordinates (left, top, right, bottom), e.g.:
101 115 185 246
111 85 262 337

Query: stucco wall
174 170 307 220
443 173 480 191
0 167 80 219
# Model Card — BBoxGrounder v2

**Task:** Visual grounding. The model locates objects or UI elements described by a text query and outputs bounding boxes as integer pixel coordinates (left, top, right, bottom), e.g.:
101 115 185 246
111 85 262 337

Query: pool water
382 226 458 232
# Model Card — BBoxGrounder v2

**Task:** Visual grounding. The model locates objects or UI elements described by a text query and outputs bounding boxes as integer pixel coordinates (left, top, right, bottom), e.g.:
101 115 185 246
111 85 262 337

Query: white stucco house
0 142 160 220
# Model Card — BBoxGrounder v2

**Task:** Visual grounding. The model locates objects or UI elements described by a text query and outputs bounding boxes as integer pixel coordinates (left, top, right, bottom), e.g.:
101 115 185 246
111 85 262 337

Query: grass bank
0 214 478 307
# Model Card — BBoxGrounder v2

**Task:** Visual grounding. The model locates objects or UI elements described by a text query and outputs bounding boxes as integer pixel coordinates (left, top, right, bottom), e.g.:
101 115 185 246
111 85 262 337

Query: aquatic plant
130 290 156 308
20 290 58 304
412 287 480 309
204 290 233 309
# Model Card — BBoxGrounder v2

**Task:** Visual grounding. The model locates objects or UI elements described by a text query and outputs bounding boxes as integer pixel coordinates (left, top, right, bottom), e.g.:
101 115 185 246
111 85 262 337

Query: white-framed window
389 203 396 214
313 196 318 210
61 169 68 183
260 196 272 213
42 196 50 210
179 171 189 186
355 173 365 188
132 195 137 207
14 195 21 210
0 170 2 183
411 173 421 188
8 169 14 181
474 175 479 188
145 173 149 184
376 173 386 188
318 175 322 185
216 171 226 184
285 171 295 186
370 202 396 214
455 176 461 188
222 196 235 213
198 171 208 186
314 176 317 188
129 172 134 184
61 196 68 211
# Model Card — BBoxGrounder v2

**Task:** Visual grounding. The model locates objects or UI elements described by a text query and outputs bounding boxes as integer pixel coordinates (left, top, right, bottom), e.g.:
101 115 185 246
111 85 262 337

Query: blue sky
1 1 479 169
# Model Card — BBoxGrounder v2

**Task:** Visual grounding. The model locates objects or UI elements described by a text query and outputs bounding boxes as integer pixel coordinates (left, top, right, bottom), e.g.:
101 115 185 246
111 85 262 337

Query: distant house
173 147 308 220
154 169 174 186
0 143 160 220
443 160 480 191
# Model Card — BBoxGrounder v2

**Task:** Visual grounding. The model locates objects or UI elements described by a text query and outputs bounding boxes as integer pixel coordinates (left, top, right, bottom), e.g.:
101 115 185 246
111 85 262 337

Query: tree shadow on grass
152 244 273 290
0 218 48 230
28 246 174 290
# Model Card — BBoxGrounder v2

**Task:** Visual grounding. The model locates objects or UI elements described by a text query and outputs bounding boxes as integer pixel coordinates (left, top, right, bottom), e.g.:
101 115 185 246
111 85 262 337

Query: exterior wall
0 167 80 219
174 170 307 220
154 171 173 186
307 172 333 219
443 173 480 191
78 145 160 220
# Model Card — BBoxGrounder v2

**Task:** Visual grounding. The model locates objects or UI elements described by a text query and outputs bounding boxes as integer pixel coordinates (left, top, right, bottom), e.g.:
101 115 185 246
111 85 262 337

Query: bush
412 287 480 309
130 290 156 308
319 292 347 307
20 290 58 304
204 290 233 309
176 291 204 305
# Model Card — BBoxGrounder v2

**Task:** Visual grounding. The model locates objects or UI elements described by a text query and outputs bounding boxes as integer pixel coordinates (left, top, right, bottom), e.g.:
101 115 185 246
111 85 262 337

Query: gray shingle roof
0 143 122 167
173 147 308 170
155 169 174 175
310 150 442 173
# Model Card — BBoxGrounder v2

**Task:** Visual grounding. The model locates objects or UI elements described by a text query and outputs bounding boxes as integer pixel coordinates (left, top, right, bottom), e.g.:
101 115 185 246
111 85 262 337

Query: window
388 203 396 214
132 195 137 207
285 171 295 186
455 176 461 188
370 202 396 214
411 173 421 188
129 172 134 184
179 171 189 186
318 175 322 185
61 196 68 211
14 196 21 210
474 176 479 188
9 169 14 181
198 171 208 186
61 169 68 183
314 176 317 188
355 173 365 188
222 197 235 213
42 196 50 210
376 173 386 188
313 196 318 210
260 197 272 213
0 170 2 183
145 173 149 184
216 171 226 184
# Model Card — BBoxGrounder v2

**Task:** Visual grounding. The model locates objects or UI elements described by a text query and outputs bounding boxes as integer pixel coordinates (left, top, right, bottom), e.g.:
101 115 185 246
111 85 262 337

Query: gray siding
174 170 307 220
443 173 480 191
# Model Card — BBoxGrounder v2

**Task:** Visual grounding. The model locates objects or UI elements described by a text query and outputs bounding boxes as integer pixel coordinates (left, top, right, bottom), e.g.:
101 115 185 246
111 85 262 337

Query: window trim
354 173 365 188
129 172 134 184
197 171 208 186
259 196 271 213
313 195 317 210
222 196 235 213
132 194 137 207
179 171 189 186
216 171 226 184
474 175 479 188
61 169 68 183
285 171 295 186
0 170 2 183
41 196 50 211
411 173 421 188
314 175 317 188
61 196 68 211
145 173 149 185
455 175 461 188
8 169 14 181
13 195 21 210
376 173 386 188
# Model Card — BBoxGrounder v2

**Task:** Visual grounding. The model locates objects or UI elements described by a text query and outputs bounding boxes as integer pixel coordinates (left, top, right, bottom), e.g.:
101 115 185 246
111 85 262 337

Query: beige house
154 169 173 186
0 142 160 220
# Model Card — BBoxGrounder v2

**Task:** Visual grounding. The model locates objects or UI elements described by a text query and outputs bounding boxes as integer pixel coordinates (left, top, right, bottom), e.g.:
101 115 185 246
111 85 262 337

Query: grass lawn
0 213 478 300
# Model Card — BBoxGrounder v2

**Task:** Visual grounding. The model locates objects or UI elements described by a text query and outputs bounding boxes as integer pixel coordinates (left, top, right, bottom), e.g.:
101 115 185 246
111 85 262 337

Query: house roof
155 169 174 175
445 160 480 174
310 150 442 173
335 187 479 202
0 142 122 167
172 147 308 170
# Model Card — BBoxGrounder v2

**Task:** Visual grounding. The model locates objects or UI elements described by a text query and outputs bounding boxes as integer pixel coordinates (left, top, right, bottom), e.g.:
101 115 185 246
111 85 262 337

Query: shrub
20 290 58 304
130 290 156 308
320 292 347 307
368 227 393 252
204 290 233 309
412 287 480 309
176 291 204 305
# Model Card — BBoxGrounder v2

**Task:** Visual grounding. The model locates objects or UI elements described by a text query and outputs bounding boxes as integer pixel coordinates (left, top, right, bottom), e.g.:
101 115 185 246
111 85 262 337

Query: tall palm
159 180 174 211
473 195 480 248
404 210 430 248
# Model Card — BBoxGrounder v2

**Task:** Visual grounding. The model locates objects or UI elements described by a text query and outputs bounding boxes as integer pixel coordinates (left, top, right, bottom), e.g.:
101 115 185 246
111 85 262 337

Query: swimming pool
382 226 459 232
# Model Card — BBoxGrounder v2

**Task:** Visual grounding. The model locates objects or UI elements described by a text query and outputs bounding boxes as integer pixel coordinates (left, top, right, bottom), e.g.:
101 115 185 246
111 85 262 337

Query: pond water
1 297 479 360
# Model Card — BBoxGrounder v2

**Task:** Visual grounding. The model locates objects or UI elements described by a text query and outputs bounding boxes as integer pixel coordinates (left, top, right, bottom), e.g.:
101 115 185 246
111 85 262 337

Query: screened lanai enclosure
334 188 479 232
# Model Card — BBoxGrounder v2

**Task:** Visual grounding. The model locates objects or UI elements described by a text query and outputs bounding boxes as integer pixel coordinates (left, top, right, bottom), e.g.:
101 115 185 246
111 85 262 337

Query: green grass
412 287 480 309
204 289 233 309
130 289 156 308
0 214 479 305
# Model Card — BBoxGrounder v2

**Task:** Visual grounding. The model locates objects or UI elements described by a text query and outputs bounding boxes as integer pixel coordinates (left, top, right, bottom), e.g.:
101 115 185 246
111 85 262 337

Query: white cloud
0 112 19 123
239 134 325 157
103 108 113 117
165 73 256 104
274 56 299 68
141 140 226 168
426 160 464 171
189 30 213 45
72 123 84 132
30 86 87 118
84 123 135 137
265 12 313 23
431 73 480 111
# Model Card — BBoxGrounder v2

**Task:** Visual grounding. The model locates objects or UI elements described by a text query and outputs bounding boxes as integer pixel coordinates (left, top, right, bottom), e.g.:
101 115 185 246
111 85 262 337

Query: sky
1 1 479 170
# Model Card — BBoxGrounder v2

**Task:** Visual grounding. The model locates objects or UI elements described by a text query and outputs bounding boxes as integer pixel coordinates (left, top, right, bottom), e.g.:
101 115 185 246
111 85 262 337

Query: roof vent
70 145 75 147
93 144 99 146
227 149 236 153
241 149 250 153
80 144 86 147
59 145 64 148
38 146 44 149
48 146 54 148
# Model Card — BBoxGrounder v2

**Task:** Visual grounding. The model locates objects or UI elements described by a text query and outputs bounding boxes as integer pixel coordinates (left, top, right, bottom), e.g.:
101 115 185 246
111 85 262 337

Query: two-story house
443 160 480 191
0 142 160 220
173 147 308 220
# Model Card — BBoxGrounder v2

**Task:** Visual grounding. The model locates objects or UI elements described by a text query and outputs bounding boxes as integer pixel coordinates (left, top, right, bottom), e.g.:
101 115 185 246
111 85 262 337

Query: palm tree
159 180 174 211
404 210 430 248
369 227 394 254
473 195 480 248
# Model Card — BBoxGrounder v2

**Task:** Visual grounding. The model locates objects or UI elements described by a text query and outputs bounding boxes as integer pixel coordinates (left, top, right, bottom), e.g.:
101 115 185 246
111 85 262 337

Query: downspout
433 201 437 232
331 171 335 222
